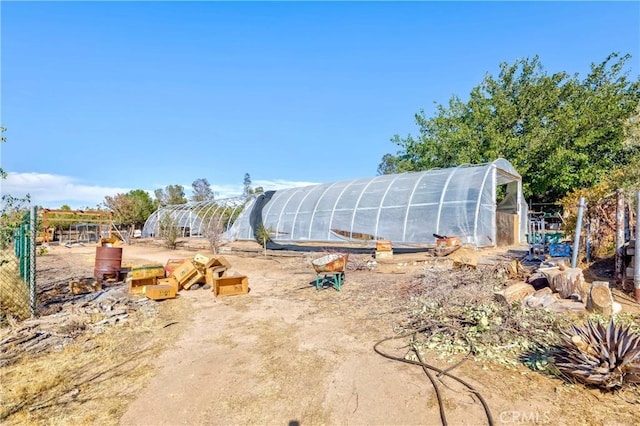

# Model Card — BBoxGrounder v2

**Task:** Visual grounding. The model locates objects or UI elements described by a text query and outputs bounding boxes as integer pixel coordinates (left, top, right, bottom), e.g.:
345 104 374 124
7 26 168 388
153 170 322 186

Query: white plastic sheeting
226 159 525 247
142 197 249 238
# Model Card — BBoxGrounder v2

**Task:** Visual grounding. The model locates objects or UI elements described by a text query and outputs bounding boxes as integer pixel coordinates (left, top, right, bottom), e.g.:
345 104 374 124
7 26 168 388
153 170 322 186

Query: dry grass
0 297 189 425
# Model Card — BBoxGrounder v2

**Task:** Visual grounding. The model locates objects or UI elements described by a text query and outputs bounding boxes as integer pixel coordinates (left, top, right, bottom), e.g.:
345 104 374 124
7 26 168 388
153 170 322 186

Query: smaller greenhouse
226 159 527 248
142 197 249 239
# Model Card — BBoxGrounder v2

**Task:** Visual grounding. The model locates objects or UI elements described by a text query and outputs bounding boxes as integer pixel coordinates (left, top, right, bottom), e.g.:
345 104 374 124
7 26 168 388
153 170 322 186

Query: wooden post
615 189 625 284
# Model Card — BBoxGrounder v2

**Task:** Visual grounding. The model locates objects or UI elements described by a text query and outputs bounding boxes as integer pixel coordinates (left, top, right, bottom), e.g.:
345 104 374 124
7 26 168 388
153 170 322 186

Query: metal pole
571 197 585 269
615 189 625 284
29 206 37 317
586 220 592 263
634 191 640 301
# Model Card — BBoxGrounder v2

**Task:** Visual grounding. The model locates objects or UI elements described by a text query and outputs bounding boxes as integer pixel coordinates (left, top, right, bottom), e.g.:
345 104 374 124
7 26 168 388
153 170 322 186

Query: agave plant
553 319 640 389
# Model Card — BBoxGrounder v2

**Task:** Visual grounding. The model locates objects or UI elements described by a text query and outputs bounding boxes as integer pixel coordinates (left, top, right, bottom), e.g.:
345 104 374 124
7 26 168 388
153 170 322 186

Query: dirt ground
3 242 640 425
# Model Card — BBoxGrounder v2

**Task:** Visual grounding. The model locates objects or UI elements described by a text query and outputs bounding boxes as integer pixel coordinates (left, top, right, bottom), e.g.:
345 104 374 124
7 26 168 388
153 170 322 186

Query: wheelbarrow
311 253 349 291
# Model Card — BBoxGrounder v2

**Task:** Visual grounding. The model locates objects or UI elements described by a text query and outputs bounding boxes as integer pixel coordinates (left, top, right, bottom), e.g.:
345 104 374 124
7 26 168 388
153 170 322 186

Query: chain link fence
0 207 36 322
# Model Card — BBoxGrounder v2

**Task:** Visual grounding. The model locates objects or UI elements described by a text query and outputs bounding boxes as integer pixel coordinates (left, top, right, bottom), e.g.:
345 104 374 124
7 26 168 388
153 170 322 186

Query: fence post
571 197 586 269
634 191 640 302
30 206 37 317
615 189 625 284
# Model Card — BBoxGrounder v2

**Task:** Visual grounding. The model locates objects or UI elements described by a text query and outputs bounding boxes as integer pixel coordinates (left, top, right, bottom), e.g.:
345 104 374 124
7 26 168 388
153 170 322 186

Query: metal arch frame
142 197 250 239
401 172 430 242
349 175 384 240
373 173 405 240
473 163 497 246
434 165 464 236
274 188 304 240
290 184 324 240
262 191 285 231
327 178 363 241
307 181 341 240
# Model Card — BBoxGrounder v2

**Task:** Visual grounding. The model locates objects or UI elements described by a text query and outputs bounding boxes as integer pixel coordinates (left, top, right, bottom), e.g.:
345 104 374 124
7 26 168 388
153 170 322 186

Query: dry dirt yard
1 242 639 425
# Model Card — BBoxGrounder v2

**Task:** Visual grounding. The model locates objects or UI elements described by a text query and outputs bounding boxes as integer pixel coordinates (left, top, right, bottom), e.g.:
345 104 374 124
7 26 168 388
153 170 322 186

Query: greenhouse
142 197 249 238
226 159 527 248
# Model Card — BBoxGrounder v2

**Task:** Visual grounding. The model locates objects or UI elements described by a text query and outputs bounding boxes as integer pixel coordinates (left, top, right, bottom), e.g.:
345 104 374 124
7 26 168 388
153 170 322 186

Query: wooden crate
204 255 232 270
158 276 180 293
171 260 199 284
193 253 211 267
182 269 205 290
206 266 227 286
143 284 177 300
376 240 392 252
129 277 157 294
165 258 187 276
214 275 249 297
131 264 166 280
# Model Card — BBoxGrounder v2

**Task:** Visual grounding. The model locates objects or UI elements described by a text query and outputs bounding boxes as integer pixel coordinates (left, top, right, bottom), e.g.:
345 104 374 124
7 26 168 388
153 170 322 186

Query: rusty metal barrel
94 246 123 280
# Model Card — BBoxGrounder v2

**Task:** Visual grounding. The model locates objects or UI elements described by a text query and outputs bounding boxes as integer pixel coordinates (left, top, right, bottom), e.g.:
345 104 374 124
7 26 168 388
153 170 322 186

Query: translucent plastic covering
142 197 249 238
226 159 525 247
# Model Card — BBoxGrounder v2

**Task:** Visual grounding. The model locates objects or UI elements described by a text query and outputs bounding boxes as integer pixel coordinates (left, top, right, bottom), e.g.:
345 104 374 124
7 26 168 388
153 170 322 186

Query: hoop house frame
142 197 249 239
226 159 526 248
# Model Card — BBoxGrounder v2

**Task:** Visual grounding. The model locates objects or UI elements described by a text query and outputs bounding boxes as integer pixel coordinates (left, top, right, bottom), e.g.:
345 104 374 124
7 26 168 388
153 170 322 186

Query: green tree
243 173 252 196
0 127 31 249
382 53 640 203
154 184 187 206
104 189 157 229
191 178 214 202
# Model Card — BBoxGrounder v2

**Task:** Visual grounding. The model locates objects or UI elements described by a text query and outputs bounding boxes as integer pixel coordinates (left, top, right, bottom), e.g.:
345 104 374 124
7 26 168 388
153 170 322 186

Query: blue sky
1 1 639 208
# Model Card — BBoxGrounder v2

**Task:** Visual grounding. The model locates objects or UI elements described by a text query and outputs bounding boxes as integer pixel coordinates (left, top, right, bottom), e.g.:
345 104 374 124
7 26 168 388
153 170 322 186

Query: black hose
374 327 494 426
411 333 447 425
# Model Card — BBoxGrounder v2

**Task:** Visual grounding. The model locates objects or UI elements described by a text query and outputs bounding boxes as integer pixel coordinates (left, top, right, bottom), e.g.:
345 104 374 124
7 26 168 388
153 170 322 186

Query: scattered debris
0 283 153 367
68 278 101 295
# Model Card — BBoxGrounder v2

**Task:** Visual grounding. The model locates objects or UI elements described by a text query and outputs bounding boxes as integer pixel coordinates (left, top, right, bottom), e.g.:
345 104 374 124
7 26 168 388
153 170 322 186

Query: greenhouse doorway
495 180 520 246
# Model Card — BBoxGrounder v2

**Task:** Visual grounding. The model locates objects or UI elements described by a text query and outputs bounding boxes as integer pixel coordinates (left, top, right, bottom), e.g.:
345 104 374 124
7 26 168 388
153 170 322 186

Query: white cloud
253 179 319 191
1 172 132 209
0 172 321 209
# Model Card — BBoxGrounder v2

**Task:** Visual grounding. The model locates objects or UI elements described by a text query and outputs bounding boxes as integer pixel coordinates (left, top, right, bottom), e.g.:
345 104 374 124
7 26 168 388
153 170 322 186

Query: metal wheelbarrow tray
312 253 349 290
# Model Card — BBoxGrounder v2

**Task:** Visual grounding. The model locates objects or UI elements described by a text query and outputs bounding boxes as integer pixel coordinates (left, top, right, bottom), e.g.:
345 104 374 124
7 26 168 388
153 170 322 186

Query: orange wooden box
171 260 199 284
129 277 157 294
165 258 187 276
157 276 180 293
182 269 205 290
214 275 249 297
143 284 177 300
206 266 227 286
131 264 166 280
376 240 392 252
